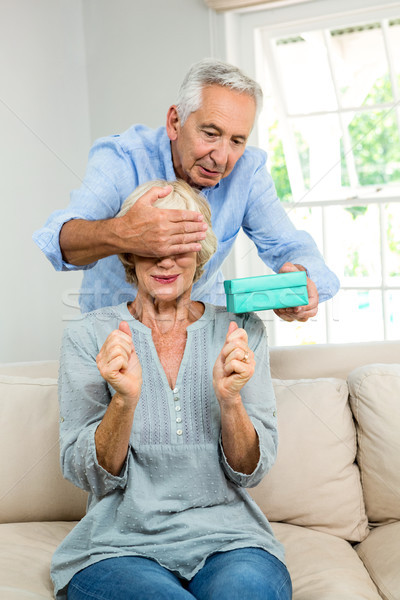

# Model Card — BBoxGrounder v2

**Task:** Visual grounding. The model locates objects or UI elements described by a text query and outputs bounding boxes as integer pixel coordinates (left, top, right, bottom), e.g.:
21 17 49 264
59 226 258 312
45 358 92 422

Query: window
226 2 400 345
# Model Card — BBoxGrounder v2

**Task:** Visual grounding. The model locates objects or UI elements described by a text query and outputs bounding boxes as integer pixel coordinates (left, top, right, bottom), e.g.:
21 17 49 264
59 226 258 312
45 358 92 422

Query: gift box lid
223 271 307 295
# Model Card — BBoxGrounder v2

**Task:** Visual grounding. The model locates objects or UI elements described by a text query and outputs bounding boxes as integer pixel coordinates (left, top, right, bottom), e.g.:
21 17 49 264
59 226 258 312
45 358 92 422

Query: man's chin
189 171 223 189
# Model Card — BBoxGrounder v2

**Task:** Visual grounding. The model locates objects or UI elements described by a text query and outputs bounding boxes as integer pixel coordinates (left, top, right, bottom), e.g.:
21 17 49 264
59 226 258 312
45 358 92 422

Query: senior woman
51 179 292 600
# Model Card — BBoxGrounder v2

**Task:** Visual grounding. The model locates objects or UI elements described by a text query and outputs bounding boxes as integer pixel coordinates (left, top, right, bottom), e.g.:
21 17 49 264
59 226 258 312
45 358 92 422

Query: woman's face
133 252 197 302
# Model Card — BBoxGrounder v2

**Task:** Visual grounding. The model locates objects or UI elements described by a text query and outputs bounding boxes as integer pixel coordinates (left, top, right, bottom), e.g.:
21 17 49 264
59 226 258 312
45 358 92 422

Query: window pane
274 31 337 114
347 110 400 186
324 205 381 286
285 206 323 250
385 203 400 284
268 120 293 203
329 24 392 108
290 114 345 197
330 289 384 342
386 291 400 340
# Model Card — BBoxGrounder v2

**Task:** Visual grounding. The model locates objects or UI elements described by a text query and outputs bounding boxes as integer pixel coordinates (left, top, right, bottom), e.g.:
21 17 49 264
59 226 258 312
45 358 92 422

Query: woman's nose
157 256 175 268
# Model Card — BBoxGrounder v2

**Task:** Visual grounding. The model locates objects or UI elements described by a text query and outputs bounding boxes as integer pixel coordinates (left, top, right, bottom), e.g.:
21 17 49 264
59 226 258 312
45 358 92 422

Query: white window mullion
321 204 332 343
379 202 389 339
382 19 400 137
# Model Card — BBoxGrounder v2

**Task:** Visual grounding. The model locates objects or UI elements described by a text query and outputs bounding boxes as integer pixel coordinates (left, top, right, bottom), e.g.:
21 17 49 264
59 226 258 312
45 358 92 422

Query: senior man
34 58 339 321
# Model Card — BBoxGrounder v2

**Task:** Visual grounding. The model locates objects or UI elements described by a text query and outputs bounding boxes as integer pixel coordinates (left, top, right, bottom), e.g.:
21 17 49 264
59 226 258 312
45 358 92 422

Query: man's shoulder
92 124 166 156
240 145 268 170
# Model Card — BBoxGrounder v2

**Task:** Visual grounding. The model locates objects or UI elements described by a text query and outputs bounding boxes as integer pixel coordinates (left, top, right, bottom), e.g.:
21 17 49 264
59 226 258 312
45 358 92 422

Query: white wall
82 0 220 140
1 0 221 362
0 0 90 363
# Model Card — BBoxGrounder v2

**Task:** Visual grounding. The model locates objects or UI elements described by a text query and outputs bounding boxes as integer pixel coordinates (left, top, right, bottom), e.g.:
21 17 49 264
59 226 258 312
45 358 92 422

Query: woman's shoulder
62 303 130 343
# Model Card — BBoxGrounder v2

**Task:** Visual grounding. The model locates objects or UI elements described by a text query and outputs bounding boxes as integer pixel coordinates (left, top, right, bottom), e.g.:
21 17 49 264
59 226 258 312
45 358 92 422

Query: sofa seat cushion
356 521 400 600
272 522 381 600
249 378 369 541
0 521 76 599
348 364 400 525
0 375 87 523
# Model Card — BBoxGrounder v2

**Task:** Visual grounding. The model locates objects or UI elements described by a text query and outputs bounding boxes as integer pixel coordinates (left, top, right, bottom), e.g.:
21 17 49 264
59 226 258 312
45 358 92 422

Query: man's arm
60 185 208 266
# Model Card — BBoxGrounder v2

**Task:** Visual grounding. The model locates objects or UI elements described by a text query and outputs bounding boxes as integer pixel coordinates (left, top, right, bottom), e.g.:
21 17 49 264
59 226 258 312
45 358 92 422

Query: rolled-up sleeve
219 313 278 488
58 318 129 497
32 137 136 271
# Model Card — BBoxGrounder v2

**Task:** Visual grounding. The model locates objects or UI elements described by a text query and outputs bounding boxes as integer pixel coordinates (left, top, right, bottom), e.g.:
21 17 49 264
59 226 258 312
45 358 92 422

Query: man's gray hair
176 58 263 125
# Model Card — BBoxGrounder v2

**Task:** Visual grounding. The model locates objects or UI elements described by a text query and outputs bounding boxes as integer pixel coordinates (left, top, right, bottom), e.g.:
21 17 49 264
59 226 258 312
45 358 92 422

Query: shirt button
174 396 180 402
176 429 183 436
173 387 179 394
175 405 181 412
176 417 182 423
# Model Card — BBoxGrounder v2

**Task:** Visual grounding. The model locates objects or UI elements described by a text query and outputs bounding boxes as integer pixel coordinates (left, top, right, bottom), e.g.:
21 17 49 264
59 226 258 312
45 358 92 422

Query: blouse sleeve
58 318 129 497
219 313 278 488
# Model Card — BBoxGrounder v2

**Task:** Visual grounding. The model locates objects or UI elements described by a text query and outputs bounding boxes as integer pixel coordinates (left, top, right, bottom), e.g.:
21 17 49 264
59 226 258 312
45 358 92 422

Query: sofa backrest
0 372 87 524
0 341 399 528
269 340 400 380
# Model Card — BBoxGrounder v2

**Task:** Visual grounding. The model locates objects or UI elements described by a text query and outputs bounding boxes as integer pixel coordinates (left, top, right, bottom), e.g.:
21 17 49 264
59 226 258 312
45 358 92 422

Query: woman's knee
189 548 292 600
67 556 194 600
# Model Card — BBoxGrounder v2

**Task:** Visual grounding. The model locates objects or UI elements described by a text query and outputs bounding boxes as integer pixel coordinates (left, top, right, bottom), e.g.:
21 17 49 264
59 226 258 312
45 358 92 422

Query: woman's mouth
151 275 179 284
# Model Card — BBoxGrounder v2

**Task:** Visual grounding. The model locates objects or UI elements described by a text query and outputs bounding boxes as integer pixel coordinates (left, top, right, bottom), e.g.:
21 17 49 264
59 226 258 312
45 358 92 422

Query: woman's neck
128 291 204 335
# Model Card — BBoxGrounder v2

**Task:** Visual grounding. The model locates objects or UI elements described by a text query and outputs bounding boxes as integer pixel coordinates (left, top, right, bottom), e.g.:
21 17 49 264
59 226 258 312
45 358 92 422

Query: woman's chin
150 286 190 303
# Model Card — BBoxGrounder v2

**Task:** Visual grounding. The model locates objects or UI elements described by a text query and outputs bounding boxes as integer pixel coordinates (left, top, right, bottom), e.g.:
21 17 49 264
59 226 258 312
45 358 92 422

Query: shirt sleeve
219 313 278 488
58 317 129 497
32 136 137 272
242 154 340 302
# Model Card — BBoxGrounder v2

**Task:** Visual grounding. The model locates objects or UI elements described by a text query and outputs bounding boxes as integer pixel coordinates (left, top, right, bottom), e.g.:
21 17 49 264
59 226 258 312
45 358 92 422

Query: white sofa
1 340 399 600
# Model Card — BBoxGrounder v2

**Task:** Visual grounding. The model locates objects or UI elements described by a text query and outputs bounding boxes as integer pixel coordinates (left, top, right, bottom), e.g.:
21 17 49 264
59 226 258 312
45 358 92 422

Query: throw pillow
249 378 369 542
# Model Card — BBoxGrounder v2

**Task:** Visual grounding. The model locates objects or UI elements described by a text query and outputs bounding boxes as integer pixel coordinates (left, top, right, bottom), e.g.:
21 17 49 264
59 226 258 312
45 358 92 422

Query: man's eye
204 131 216 137
233 139 244 146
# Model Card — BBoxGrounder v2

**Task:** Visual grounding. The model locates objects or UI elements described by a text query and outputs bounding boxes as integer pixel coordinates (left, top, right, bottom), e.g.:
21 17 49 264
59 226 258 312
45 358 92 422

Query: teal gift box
224 272 309 313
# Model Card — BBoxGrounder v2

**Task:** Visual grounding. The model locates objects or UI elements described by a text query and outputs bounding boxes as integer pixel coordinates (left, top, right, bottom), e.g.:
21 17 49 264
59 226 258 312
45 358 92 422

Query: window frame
222 0 400 345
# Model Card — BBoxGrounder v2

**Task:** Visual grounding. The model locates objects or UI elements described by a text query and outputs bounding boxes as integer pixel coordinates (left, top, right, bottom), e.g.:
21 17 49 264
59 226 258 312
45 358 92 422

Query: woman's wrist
112 391 140 412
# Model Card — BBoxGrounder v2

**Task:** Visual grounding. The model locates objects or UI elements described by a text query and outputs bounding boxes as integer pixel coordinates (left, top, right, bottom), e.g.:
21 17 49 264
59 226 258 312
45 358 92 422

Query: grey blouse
51 302 285 599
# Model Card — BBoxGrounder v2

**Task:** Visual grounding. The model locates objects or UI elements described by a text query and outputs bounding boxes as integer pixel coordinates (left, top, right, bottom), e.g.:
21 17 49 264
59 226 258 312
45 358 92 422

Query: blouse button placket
173 387 183 438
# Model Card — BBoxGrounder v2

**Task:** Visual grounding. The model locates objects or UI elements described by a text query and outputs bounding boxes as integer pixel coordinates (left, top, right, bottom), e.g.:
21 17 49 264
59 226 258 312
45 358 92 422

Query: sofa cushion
249 378 369 542
0 375 87 523
272 522 381 600
356 521 400 600
348 364 400 525
0 521 76 599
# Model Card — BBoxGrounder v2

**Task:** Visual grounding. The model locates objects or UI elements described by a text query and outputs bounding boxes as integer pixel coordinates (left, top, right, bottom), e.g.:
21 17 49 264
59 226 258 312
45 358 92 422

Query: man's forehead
194 85 256 125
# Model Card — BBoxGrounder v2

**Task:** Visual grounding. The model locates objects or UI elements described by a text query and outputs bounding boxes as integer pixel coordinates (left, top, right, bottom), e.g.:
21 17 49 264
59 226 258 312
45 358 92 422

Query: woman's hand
96 321 142 404
213 321 255 406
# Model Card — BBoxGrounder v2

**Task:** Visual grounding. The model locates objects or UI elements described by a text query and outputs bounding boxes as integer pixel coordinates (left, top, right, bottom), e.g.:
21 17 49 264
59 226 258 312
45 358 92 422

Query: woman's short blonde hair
117 179 217 287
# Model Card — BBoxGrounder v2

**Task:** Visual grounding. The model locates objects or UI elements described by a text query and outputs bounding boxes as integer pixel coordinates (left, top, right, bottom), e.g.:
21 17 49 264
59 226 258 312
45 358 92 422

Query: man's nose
210 139 229 166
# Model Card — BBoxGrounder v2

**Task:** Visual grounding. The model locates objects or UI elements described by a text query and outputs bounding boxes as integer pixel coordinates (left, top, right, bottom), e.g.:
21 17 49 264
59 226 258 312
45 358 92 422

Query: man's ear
166 105 180 141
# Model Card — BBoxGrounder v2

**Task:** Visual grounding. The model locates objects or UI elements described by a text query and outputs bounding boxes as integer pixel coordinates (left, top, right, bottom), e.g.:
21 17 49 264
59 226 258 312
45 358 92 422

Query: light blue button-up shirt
33 125 339 312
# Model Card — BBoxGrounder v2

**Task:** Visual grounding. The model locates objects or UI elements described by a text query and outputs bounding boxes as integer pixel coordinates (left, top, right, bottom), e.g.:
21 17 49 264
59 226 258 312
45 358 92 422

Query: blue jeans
67 547 292 600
